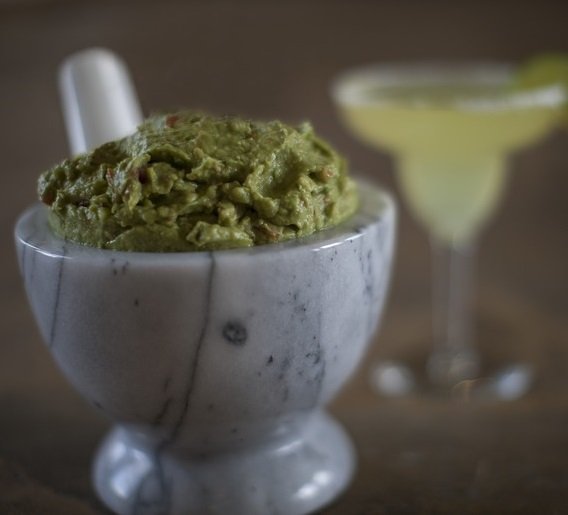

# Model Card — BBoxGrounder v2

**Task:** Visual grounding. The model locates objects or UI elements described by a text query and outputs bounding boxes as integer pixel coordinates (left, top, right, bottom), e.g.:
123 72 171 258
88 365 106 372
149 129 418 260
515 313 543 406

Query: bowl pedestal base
93 410 355 515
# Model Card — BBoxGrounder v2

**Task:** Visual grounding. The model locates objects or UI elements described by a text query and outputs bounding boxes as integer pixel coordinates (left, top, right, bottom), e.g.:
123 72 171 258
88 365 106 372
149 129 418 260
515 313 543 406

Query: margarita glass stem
427 236 480 386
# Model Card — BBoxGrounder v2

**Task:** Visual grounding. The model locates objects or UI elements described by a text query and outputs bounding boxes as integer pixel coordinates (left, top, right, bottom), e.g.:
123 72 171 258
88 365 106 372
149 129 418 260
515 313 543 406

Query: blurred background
1 0 568 513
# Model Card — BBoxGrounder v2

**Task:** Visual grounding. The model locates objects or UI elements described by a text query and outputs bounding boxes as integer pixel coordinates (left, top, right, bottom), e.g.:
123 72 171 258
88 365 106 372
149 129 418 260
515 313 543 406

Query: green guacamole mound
38 111 358 252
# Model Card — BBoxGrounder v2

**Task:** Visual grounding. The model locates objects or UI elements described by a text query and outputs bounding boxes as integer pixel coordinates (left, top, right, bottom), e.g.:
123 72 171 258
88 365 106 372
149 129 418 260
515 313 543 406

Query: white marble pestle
59 47 143 154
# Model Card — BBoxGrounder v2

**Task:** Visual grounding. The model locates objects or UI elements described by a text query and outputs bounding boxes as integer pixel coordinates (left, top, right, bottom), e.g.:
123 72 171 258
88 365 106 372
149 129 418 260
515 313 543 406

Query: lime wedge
515 54 568 89
514 54 568 122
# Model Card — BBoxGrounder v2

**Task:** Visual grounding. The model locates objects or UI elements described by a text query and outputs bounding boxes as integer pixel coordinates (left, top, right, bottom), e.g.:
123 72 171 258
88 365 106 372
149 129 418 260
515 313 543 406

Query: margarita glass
332 63 565 397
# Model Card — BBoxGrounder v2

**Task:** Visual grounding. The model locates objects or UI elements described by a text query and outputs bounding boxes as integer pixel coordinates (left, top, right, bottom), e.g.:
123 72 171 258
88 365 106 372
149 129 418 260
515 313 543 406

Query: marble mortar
15 181 395 515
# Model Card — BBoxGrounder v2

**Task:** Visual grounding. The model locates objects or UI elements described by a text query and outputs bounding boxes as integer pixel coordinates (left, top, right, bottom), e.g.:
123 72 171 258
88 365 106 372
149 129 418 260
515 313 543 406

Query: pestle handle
59 47 144 155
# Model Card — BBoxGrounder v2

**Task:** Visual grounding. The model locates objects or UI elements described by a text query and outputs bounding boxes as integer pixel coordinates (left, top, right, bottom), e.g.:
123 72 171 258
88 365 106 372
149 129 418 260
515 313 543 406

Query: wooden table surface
2 1 568 513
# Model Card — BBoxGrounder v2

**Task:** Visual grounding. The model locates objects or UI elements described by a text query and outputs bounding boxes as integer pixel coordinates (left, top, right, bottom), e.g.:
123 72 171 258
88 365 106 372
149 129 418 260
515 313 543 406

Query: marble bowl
15 181 395 515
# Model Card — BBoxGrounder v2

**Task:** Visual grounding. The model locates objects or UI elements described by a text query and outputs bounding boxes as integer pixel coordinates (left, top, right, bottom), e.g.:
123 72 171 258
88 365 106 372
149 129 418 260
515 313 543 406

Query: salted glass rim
331 61 567 111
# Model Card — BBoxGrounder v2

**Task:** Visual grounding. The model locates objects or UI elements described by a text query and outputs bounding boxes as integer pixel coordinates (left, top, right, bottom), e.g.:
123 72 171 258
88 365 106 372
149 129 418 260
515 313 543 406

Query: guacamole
38 111 358 252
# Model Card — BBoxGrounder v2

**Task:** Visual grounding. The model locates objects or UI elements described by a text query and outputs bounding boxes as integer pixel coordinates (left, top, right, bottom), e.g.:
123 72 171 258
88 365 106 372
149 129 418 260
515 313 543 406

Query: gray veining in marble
15 181 396 515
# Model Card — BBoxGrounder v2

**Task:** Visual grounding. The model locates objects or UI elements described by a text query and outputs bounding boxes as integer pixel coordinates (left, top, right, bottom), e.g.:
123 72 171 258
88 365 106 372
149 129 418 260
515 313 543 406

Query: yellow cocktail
332 64 565 395
333 66 563 243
